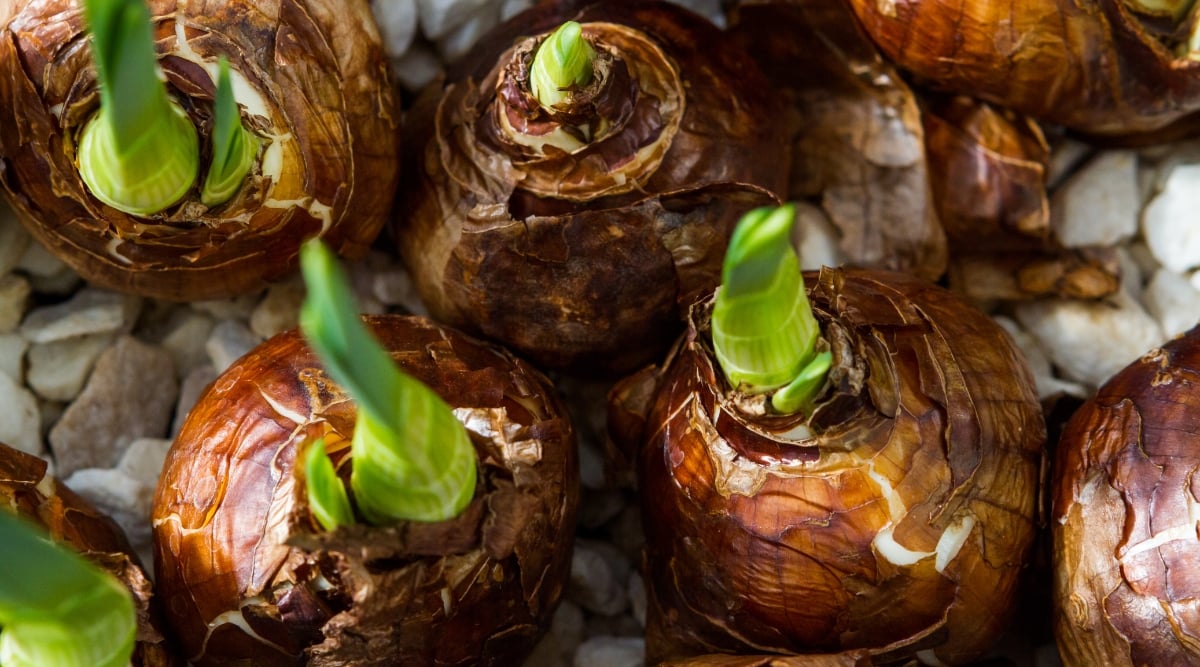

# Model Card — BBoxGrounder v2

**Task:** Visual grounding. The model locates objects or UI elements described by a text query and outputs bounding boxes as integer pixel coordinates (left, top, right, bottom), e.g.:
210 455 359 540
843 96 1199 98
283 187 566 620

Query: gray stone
391 44 443 93
500 0 533 20
16 241 80 295
49 336 178 476
158 310 216 379
567 542 628 616
993 316 1086 401
206 319 263 373
0 273 30 333
372 0 418 58
19 287 141 343
437 3 500 61
792 201 846 271
1052 150 1139 248
117 437 172 488
1143 163 1200 273
1015 290 1165 389
63 467 154 555
190 291 261 321
0 201 31 276
249 276 305 339
1143 269 1200 338
627 571 646 628
0 369 41 455
1045 138 1094 190
524 600 585 667
417 0 490 40
0 333 28 384
26 332 113 401
572 636 645 667
172 364 218 437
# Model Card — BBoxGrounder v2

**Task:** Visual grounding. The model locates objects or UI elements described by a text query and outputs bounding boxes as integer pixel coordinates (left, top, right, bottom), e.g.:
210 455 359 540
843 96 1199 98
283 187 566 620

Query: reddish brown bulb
152 316 578 666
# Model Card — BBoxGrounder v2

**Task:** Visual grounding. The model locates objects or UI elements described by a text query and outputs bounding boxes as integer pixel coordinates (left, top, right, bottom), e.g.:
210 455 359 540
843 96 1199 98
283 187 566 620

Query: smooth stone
993 316 1086 400
1015 290 1164 389
372 0 418 58
1143 269 1200 338
19 287 141 344
0 369 41 455
49 336 178 476
249 276 305 339
16 241 80 295
205 319 262 373
417 0 490 40
158 310 216 380
172 364 218 437
63 467 154 554
1052 150 1139 248
572 636 645 667
190 291 261 321
0 273 31 333
0 202 31 276
1143 163 1200 273
26 332 113 402
792 201 846 271
627 571 647 628
1045 138 1094 190
0 333 28 384
523 600 585 667
117 437 173 488
567 542 628 616
391 44 443 93
500 0 533 20
437 3 500 61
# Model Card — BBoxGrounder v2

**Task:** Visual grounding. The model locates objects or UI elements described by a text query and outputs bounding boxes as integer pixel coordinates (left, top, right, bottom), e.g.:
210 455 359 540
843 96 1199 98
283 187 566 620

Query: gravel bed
3 1 1200 665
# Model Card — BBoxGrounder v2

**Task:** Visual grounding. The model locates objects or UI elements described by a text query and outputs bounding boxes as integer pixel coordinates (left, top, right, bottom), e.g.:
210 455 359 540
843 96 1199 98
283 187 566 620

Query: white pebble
993 316 1086 400
791 202 845 271
0 333 28 384
16 241 80 295
371 0 418 58
500 0 532 21
0 369 41 455
392 44 444 93
567 543 628 616
19 287 141 344
172 365 218 437
117 437 172 488
26 333 113 402
63 467 154 551
437 3 501 62
205 319 262 373
1045 138 1094 190
1142 269 1200 339
158 311 216 380
1143 163 1200 273
0 273 30 333
249 276 305 339
0 202 31 276
1051 150 1139 248
627 571 646 628
417 0 491 40
572 636 644 667
1015 290 1164 389
190 291 260 321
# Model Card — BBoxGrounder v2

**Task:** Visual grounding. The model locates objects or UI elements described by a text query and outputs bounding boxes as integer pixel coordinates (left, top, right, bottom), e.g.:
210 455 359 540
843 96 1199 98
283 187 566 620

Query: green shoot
78 0 198 216
299 239 477 525
0 511 136 667
303 438 355 531
712 204 830 415
529 21 596 109
201 56 259 207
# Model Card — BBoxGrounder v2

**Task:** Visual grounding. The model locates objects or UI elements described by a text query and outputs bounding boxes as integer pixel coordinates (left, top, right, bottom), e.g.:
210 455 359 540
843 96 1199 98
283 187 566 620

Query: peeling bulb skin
0 0 399 301
841 0 1200 135
396 0 789 375
152 316 579 666
1053 326 1200 666
0 442 179 667
618 268 1044 665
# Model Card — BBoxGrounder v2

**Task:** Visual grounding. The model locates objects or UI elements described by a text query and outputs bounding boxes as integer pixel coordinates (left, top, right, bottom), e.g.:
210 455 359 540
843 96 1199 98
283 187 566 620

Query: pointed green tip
712 204 827 411
529 20 596 108
303 438 355 531
201 56 259 207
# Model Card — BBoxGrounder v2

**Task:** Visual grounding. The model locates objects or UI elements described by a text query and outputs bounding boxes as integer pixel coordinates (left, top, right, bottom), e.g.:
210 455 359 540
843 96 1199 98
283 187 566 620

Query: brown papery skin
844 0 1200 135
0 442 178 667
923 95 1121 302
1053 326 1200 666
631 268 1044 665
152 316 578 666
397 0 787 376
727 0 947 284
0 0 398 300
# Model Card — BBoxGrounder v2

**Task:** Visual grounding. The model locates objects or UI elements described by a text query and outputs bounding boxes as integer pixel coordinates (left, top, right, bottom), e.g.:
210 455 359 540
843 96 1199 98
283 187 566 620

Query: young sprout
77 0 199 216
201 56 259 207
303 437 354 531
712 204 833 415
529 21 596 109
0 511 136 667
299 239 477 525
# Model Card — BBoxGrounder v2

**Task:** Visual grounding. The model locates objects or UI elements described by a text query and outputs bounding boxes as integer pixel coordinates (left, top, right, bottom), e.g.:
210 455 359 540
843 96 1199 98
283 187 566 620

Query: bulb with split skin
0 0 398 300
610 205 1045 665
152 240 578 666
